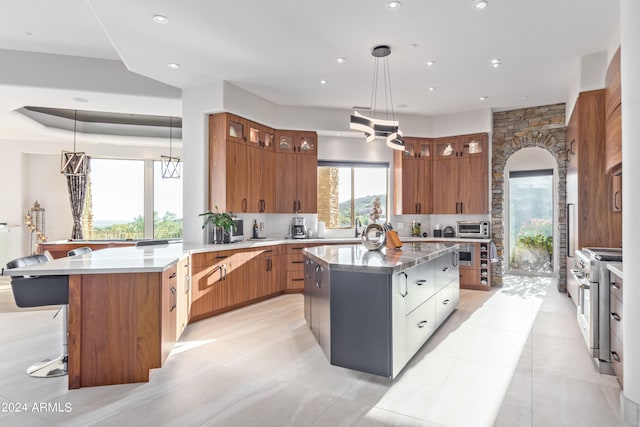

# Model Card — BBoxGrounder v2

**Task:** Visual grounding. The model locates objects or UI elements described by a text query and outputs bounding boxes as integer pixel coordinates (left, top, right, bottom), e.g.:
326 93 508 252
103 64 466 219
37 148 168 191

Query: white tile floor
0 275 627 426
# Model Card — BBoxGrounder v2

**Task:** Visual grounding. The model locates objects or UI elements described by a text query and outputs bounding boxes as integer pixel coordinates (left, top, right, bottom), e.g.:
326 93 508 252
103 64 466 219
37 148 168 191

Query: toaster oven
223 218 244 243
457 220 490 238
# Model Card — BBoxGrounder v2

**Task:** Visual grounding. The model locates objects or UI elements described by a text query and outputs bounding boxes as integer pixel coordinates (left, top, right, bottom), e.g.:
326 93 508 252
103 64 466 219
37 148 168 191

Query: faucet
355 218 362 237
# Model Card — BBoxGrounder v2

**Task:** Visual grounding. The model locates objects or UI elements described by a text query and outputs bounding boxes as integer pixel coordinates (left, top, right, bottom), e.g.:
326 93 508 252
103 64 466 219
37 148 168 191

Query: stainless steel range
571 247 622 374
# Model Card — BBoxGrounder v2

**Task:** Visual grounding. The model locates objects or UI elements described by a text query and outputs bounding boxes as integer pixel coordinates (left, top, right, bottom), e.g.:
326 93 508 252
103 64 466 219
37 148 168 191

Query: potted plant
199 206 236 244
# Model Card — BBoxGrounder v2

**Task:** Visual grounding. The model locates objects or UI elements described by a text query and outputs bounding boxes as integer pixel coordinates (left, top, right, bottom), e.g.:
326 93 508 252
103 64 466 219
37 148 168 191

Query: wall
491 103 566 287
621 0 640 421
566 52 609 124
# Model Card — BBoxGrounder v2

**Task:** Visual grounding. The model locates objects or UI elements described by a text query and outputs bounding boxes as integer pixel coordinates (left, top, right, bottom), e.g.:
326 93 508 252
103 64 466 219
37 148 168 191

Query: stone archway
491 104 567 289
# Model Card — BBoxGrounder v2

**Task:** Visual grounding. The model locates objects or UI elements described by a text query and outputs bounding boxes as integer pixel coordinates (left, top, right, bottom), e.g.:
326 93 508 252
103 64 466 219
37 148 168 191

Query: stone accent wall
492 104 567 289
317 167 340 227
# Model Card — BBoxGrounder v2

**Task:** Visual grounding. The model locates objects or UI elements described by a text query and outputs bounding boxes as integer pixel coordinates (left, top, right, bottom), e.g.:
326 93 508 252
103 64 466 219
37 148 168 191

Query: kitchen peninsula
303 242 459 379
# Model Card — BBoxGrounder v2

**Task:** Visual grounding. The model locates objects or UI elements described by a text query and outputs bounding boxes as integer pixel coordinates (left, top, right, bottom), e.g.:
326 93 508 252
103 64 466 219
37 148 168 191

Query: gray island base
303 243 460 379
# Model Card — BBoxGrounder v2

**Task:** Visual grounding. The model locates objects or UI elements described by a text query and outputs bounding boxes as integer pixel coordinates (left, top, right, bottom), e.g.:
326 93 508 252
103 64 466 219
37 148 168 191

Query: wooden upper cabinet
432 133 488 214
276 130 317 154
264 127 276 150
393 138 432 214
226 114 248 144
605 47 622 175
247 122 275 150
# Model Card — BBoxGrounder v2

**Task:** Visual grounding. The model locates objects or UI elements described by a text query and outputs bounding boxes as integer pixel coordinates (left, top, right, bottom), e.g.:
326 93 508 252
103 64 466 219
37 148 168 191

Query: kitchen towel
489 240 499 263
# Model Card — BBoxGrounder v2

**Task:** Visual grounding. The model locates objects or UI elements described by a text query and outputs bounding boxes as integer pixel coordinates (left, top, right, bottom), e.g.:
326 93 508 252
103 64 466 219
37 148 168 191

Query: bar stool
67 246 92 256
5 254 69 377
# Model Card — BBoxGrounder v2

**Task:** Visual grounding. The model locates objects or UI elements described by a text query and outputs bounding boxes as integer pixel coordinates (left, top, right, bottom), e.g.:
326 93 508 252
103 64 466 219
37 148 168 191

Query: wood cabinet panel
226 141 249 212
605 104 622 176
432 159 458 214
459 154 487 214
248 147 275 213
275 152 298 213
69 272 163 388
298 154 318 213
394 138 433 215
605 47 621 118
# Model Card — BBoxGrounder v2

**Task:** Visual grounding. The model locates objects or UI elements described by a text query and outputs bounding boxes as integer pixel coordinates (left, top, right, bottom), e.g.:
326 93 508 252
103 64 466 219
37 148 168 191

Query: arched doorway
504 147 559 276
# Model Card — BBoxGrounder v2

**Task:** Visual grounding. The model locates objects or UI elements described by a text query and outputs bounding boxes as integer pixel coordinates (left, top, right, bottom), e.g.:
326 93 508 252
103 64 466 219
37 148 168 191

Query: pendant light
161 116 181 179
60 110 88 176
350 45 404 151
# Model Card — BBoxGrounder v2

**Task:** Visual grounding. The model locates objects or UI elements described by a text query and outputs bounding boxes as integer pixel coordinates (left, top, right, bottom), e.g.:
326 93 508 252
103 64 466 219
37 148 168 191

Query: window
81 159 183 240
83 159 145 240
508 169 553 273
153 161 183 239
317 162 388 228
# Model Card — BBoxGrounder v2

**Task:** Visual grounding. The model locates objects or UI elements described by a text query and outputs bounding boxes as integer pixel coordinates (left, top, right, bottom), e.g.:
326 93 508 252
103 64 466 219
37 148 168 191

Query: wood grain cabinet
210 113 316 214
605 47 622 176
275 146 317 214
432 133 488 214
161 265 178 364
176 255 191 338
393 137 433 214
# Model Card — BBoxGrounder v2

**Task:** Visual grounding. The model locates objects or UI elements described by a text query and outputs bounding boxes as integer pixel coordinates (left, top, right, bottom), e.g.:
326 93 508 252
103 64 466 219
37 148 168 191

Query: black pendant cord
73 109 78 152
386 57 396 124
169 116 173 158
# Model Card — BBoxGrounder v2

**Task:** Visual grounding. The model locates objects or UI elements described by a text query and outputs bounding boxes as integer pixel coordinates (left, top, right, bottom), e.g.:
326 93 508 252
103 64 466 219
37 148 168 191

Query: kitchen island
303 242 459 379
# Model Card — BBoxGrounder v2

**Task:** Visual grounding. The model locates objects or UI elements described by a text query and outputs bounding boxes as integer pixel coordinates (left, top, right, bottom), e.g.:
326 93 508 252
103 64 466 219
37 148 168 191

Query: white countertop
607 262 623 279
4 236 490 276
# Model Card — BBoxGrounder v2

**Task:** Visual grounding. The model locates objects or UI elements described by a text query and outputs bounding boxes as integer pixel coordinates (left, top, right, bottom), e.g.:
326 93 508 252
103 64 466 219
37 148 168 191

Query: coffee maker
291 217 307 239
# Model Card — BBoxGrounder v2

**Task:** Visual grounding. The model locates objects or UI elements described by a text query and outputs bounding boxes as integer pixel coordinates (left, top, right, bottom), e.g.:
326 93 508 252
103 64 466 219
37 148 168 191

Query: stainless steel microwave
457 220 490 238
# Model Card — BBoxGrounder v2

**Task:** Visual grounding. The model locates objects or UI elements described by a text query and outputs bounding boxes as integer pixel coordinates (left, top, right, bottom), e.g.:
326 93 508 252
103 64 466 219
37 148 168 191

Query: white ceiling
0 0 621 140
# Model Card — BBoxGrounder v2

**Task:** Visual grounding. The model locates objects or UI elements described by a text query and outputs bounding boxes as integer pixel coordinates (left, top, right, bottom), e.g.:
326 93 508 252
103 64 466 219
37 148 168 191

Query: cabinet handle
418 202 421 214
566 203 574 257
293 200 297 212
292 260 304 264
460 202 463 214
415 202 418 214
614 191 621 211
399 271 408 297
242 198 247 212
611 282 621 290
453 251 458 267
222 264 227 281
170 287 177 312
569 139 575 156
443 299 451 305
455 202 459 214
417 320 428 328
265 258 270 271
185 275 190 293
611 351 621 362
442 266 449 272
416 279 427 286
215 255 228 259
315 264 321 288
611 312 621 322
169 272 177 279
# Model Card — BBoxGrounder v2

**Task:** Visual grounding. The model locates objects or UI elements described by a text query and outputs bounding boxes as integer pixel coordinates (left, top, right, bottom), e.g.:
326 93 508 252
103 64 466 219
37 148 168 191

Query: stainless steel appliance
442 225 455 238
292 217 307 239
457 220 490 238
222 218 244 243
571 247 622 374
457 243 475 267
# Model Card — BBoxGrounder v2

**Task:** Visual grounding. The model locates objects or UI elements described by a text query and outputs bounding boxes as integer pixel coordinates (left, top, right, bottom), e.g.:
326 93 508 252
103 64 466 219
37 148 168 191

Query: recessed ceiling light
396 104 408 108
522 95 529 100
336 57 347 64
167 63 180 69
428 87 437 92
153 15 169 24
426 61 436 67
386 1 401 11
472 0 489 10
490 58 502 68
409 43 418 49
25 31 33 36
73 97 89 103
320 80 328 85
479 96 489 101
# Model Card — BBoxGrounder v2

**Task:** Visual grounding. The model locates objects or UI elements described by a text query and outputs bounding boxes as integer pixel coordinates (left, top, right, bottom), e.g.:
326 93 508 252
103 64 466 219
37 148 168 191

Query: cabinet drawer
435 281 458 326
611 334 623 388
435 255 458 291
610 295 623 341
610 274 623 302
286 271 305 290
405 297 436 357
405 262 436 314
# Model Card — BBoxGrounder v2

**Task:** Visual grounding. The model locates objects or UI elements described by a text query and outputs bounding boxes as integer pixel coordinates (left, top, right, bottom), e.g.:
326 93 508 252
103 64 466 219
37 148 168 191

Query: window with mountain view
81 158 183 240
317 163 388 229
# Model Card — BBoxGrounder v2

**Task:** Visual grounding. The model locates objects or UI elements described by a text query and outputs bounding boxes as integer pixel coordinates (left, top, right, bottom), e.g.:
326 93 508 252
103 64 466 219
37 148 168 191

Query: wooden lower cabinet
190 246 284 321
285 243 317 291
67 266 178 389
176 255 191 338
